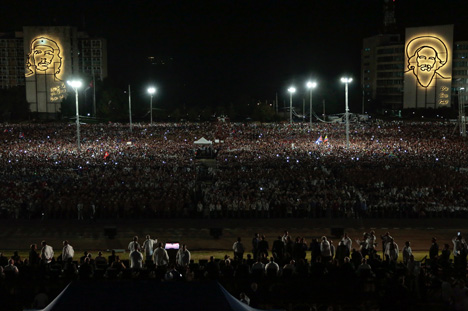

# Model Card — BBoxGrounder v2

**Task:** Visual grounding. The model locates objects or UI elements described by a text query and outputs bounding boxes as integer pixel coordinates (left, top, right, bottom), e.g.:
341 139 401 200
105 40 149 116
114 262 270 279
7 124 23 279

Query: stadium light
306 81 317 127
288 87 296 125
147 87 156 125
460 87 466 137
67 80 83 152
341 77 352 148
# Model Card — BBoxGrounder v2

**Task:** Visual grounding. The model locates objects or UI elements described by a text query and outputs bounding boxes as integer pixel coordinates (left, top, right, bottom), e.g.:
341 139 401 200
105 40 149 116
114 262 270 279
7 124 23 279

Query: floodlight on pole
460 87 466 137
306 81 317 127
67 80 83 152
288 87 296 125
341 77 352 149
147 87 156 124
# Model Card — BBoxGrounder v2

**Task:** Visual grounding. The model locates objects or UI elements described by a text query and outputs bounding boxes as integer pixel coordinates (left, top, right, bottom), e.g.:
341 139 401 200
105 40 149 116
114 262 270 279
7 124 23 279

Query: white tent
194 137 213 145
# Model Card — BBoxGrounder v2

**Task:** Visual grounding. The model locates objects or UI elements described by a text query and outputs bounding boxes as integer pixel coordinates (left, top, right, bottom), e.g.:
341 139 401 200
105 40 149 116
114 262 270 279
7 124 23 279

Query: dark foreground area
1 218 468 310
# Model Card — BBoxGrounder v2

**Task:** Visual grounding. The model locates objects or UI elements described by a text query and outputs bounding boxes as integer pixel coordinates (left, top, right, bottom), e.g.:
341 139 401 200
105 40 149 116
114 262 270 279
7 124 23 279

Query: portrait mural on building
406 36 449 88
25 36 66 114
403 25 453 109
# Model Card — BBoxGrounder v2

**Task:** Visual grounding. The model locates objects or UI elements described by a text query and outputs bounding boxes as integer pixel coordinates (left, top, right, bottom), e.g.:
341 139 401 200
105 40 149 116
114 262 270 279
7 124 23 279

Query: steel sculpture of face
33 45 55 71
414 47 439 87
406 36 448 88
26 37 62 77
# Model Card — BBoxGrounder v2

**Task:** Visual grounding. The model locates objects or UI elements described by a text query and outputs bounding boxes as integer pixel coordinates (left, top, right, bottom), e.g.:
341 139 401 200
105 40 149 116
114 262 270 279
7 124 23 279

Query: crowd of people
1 230 468 310
1 120 468 220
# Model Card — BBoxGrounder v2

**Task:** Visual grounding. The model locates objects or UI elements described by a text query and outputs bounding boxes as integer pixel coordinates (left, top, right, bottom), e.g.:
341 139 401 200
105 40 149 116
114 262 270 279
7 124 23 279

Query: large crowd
1 120 468 220
1 231 468 310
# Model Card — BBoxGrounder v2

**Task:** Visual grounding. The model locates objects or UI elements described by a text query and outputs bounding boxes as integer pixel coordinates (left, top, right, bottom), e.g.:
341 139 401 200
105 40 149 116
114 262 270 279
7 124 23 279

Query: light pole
67 80 83 152
147 87 156 124
288 87 296 125
460 87 466 137
306 81 317 127
341 77 353 149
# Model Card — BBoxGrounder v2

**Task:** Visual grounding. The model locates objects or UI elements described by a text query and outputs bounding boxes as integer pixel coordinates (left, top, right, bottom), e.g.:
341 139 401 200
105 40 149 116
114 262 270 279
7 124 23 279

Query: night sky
3 0 468 112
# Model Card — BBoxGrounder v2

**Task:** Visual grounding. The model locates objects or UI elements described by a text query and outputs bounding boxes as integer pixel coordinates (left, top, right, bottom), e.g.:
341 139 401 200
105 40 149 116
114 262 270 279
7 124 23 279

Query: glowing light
67 80 82 89
306 81 317 89
26 36 67 108
404 26 453 108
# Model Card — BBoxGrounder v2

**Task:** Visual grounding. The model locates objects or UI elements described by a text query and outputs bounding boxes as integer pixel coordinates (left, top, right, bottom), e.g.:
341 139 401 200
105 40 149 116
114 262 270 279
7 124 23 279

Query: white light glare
306 81 317 89
67 80 82 88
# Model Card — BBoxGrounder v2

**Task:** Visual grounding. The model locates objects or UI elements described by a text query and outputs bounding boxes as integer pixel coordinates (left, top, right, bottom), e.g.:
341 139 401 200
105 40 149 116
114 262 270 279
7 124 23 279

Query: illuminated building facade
362 24 468 111
0 26 107 118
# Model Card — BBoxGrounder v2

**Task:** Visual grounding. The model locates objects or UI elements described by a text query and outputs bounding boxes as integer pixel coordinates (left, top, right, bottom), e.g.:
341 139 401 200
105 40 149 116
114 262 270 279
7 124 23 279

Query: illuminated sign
26 37 63 77
25 33 67 114
403 25 453 109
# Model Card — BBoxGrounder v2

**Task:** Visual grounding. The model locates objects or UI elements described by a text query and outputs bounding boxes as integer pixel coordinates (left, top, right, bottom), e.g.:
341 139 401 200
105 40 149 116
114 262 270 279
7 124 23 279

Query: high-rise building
362 1 468 112
361 33 403 111
362 26 468 111
0 32 24 89
0 26 107 118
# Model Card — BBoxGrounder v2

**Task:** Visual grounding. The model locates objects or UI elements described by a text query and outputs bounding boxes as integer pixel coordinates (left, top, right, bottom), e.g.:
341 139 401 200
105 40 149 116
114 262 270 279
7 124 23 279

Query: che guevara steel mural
25 36 66 114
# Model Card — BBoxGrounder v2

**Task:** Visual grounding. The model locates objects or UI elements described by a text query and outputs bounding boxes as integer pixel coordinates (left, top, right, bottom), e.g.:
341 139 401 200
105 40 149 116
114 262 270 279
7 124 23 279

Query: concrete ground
0 217 465 253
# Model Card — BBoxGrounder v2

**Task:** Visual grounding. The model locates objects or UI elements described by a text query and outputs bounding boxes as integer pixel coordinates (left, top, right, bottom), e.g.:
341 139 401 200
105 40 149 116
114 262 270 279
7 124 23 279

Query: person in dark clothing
440 243 451 268
205 256 220 280
245 254 255 267
292 237 304 261
310 238 321 263
78 257 94 279
257 235 269 259
272 236 285 264
0 252 9 267
235 259 251 279
429 237 439 261
351 248 363 269
29 244 41 267
336 241 350 265
247 282 261 308
107 250 117 265
252 233 260 260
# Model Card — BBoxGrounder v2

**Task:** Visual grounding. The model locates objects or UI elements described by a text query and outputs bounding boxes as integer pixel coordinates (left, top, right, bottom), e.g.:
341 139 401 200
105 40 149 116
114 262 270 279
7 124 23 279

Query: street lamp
341 77 353 149
147 87 156 124
306 81 317 127
460 87 466 137
288 86 296 125
67 80 83 152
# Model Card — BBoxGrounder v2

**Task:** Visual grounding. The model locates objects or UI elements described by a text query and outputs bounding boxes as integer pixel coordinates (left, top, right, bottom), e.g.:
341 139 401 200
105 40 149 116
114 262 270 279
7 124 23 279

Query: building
0 32 24 89
362 24 468 111
0 26 107 118
362 33 403 111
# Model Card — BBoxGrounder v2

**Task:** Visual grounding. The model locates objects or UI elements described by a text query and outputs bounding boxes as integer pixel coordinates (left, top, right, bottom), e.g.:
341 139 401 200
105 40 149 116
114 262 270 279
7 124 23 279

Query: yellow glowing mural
405 36 450 88
25 36 66 106
403 25 453 109
26 37 63 76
